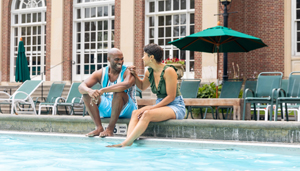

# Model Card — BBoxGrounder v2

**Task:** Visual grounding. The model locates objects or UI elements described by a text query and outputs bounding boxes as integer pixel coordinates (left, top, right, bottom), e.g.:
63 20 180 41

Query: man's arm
78 69 102 95
100 69 135 93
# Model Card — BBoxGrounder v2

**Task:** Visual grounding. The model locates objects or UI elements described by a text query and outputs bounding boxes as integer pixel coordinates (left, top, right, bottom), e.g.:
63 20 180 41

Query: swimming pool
1 131 300 170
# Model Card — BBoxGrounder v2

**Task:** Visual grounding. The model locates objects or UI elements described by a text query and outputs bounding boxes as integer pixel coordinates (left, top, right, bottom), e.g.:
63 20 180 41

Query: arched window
73 0 115 81
11 0 47 81
145 0 195 78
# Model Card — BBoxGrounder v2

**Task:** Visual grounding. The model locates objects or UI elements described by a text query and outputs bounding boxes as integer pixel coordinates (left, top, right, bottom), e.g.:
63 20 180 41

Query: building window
295 0 300 55
11 0 47 81
145 0 195 78
73 0 115 81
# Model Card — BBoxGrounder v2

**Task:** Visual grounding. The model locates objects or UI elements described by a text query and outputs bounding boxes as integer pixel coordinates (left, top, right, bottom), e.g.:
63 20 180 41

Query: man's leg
99 91 128 137
82 94 104 136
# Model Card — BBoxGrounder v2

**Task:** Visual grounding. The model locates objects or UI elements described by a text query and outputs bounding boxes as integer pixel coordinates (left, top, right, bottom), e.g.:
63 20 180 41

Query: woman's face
142 52 151 66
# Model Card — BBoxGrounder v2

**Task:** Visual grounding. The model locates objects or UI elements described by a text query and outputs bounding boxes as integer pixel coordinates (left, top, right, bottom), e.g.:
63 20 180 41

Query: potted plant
163 58 185 79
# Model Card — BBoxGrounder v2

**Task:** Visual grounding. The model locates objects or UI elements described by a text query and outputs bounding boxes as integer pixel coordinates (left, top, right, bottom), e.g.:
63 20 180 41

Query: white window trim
145 0 195 78
10 0 47 82
72 0 115 81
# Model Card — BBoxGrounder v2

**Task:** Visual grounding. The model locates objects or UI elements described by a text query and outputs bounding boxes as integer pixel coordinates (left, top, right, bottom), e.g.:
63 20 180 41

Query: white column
50 0 63 81
120 0 135 67
201 0 219 83
284 0 291 76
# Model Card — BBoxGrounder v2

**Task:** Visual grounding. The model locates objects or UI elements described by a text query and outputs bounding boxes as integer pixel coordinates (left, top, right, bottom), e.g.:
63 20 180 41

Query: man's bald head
108 48 123 59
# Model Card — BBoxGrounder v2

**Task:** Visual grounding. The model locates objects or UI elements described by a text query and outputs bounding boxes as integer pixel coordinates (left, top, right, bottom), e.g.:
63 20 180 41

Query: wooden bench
137 98 249 120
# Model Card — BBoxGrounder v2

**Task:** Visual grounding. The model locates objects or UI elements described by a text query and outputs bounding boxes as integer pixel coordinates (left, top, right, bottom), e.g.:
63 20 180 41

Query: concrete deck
1 114 300 143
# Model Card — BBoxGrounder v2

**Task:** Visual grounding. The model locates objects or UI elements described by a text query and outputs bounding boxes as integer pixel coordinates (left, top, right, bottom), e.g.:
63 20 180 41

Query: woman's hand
137 106 153 120
127 66 137 77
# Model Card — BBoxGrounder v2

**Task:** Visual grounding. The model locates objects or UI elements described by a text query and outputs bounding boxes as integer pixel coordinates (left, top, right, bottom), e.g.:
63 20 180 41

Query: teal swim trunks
98 94 137 118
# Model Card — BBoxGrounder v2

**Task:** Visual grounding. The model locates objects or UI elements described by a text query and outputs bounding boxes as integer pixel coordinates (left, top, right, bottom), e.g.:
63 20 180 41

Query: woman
108 43 185 147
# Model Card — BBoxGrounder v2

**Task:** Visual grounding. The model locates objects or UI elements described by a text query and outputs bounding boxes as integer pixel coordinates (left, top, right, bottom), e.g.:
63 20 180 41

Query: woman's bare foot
99 129 114 138
106 144 124 148
85 127 104 137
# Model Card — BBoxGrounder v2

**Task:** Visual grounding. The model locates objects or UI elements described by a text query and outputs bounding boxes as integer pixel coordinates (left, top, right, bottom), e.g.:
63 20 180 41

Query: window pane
190 25 194 34
180 50 186 60
173 50 179 58
112 20 114 29
159 1 164 11
14 28 18 36
38 13 41 22
15 15 18 24
190 61 194 71
85 22 90 31
298 22 300 30
27 27 31 35
159 16 164 26
173 15 179 25
98 7 103 17
149 28 154 38
104 6 108 16
22 14 26 23
77 65 80 74
104 31 108 40
33 13 37 22
22 27 26 35
190 0 195 9
91 7 96 17
149 17 154 26
190 14 194 24
85 33 90 42
174 0 179 10
98 21 102 30
158 28 164 37
104 21 108 30
297 10 300 19
181 0 186 9
166 0 171 11
98 32 102 41
298 32 300 41
180 14 186 24
174 26 179 37
190 51 194 60
166 15 171 25
298 43 300 52
77 54 81 63
84 65 89 74
15 0 20 9
77 23 81 32
77 9 81 19
149 2 155 12
181 26 186 36
297 0 300 8
166 27 171 37
98 54 102 63
91 22 96 31
85 8 90 18
158 39 164 45
111 31 114 40
77 33 81 42
91 32 96 42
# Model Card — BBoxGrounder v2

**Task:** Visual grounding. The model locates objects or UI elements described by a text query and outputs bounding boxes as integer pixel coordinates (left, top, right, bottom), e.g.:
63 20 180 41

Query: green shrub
197 82 222 98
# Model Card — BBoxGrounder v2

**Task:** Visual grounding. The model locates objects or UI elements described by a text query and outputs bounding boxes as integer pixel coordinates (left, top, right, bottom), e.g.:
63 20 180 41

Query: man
79 48 137 137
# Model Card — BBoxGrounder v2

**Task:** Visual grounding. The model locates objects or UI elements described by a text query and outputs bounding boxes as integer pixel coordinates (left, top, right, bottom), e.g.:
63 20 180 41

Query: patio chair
0 80 43 115
215 79 243 119
54 82 83 115
179 79 201 119
37 81 66 115
275 72 300 121
242 72 283 121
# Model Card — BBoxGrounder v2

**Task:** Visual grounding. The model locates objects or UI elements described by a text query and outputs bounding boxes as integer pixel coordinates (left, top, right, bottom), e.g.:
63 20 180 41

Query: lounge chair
37 81 66 115
243 72 283 121
0 80 43 115
55 82 83 115
275 72 300 121
215 79 243 119
179 79 201 119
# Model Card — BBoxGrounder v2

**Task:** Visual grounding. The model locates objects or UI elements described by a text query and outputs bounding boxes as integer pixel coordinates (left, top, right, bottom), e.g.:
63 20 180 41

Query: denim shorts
156 95 186 119
98 95 137 118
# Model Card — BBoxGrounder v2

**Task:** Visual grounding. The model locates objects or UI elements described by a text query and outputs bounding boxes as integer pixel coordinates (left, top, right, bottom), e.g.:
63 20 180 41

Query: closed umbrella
169 25 267 97
15 38 30 82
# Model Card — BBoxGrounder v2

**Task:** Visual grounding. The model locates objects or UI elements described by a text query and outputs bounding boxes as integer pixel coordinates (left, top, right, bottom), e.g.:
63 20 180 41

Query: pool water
0 133 300 171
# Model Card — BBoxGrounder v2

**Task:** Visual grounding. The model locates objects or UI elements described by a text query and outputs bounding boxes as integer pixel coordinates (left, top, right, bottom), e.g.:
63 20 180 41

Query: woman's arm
128 66 151 91
149 67 178 110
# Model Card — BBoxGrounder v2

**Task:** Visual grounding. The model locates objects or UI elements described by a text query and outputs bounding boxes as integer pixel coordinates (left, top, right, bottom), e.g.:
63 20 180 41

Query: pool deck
1 114 300 144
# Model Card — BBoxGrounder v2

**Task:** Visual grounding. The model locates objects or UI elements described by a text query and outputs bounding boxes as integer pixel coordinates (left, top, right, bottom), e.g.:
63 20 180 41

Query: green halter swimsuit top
147 65 181 98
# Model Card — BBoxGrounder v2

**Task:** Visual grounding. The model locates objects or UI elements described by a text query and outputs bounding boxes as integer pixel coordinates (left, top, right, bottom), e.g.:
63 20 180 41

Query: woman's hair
143 43 163 63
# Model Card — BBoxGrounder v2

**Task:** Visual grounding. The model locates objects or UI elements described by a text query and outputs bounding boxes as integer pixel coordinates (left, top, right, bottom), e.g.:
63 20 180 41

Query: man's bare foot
99 129 114 138
85 128 104 137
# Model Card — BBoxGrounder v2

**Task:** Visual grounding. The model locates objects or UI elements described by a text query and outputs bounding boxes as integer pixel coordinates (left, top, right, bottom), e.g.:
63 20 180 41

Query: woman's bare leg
127 106 152 137
107 106 176 147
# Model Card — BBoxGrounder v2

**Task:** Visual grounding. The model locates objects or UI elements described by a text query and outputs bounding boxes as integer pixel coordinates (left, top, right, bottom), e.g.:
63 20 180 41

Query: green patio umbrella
15 39 30 82
169 25 267 97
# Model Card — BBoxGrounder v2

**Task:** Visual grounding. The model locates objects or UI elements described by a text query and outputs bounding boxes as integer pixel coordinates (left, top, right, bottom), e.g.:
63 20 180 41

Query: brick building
0 0 298 85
